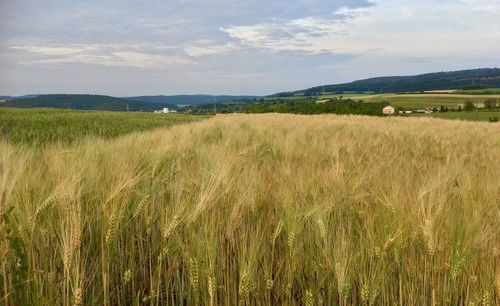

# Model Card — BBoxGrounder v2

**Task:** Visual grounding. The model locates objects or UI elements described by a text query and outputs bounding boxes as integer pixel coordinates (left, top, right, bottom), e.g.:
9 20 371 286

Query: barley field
1 114 499 305
416 110 500 122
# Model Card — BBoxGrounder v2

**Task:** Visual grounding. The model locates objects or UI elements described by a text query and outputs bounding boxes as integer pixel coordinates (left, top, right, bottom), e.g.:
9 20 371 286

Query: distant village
154 107 177 114
383 106 434 115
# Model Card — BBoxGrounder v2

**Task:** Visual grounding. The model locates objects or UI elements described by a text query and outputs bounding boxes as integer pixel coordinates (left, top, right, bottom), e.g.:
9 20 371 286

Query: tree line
188 98 388 116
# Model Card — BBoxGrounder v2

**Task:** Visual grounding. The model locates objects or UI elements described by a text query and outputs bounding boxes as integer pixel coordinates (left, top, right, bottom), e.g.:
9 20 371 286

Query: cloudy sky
1 0 499 96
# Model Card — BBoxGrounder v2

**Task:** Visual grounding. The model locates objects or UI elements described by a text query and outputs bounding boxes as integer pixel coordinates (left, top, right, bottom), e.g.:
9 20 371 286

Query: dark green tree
484 99 497 110
464 100 476 111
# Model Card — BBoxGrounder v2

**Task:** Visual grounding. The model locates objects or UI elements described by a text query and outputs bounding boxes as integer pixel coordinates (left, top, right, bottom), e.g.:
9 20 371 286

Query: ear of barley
133 194 150 219
105 214 116 256
159 244 172 262
146 215 152 236
72 226 82 251
317 218 326 241
207 268 215 303
369 287 380 305
123 269 132 284
361 284 369 303
238 269 250 298
35 195 55 219
272 220 283 245
304 290 314 306
163 214 180 240
287 231 295 255
63 244 72 272
482 291 491 306
265 277 274 290
451 255 466 280
188 257 199 293
73 287 83 306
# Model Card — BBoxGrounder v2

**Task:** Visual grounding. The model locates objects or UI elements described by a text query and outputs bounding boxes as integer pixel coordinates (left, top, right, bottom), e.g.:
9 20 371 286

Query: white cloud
11 44 192 68
220 0 500 56
11 45 97 55
221 17 351 54
218 5 375 54
12 1 499 65
184 42 239 57
2 0 500 95
334 5 372 19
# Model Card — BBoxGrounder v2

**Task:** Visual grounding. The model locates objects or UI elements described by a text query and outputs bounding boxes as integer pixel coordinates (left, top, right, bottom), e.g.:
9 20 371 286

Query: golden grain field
1 114 499 305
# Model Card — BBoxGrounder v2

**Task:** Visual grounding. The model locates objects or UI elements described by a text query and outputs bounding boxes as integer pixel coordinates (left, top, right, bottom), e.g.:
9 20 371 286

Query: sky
1 0 499 96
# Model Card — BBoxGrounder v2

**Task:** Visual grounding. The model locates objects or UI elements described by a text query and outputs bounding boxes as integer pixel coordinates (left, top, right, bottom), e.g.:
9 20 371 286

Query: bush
240 98 387 116
463 100 476 112
484 99 498 110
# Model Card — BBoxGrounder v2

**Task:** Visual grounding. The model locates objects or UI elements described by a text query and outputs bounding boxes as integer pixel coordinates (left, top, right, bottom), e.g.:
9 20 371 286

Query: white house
154 107 172 114
383 106 395 115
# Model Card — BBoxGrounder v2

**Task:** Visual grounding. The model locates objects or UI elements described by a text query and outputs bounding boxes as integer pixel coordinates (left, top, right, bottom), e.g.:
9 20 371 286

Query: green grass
454 88 500 94
0 108 207 145
317 93 373 99
420 110 500 121
268 93 500 109
373 96 464 108
266 92 374 100
363 95 500 109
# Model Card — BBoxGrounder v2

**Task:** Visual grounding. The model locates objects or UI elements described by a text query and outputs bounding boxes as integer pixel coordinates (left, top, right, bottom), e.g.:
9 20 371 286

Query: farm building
154 108 170 114
383 106 395 115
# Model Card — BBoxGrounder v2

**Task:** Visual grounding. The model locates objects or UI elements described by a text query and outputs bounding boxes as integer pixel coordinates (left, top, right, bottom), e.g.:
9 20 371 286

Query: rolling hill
0 94 172 111
0 94 260 111
0 94 39 100
273 68 500 96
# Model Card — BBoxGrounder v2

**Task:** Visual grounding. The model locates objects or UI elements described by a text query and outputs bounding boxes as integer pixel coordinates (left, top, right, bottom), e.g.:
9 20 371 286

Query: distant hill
0 94 260 111
0 94 39 100
126 95 261 106
273 68 500 96
0 94 172 111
